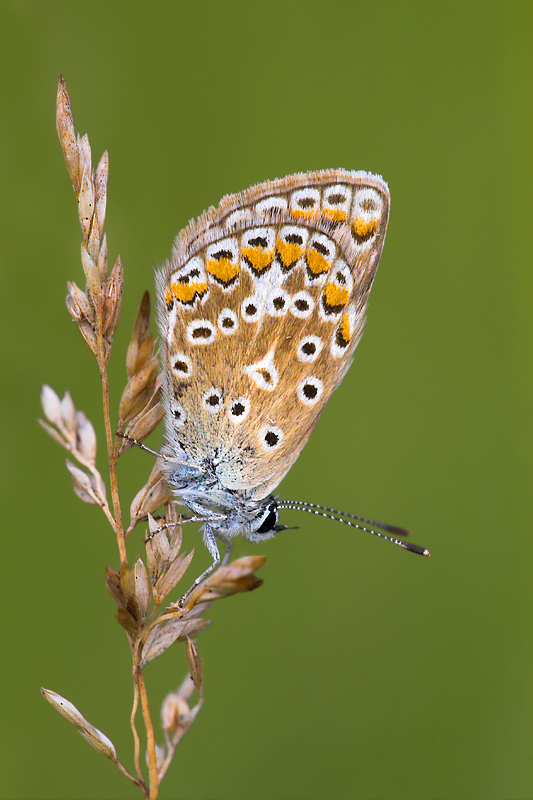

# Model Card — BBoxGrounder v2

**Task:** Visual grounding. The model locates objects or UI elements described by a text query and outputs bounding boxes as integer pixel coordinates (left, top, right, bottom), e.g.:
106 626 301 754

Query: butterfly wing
156 169 389 500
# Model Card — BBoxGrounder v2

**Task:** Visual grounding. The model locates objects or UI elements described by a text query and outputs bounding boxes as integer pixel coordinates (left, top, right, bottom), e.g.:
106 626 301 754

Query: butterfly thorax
161 446 281 540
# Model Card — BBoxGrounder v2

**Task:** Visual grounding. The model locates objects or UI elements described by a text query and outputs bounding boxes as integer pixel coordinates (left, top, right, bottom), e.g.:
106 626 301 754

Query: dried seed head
40 388 106 507
147 513 171 560
78 169 95 244
87 217 101 264
77 133 92 185
185 637 203 695
102 255 123 340
146 534 164 584
41 688 118 762
56 78 80 189
105 559 153 631
161 692 190 734
81 242 101 303
166 502 183 558
94 151 108 241
78 319 99 355
118 292 164 444
144 511 188 599
159 675 204 753
97 235 108 282
124 399 165 447
66 281 96 325
133 556 151 620
118 292 161 440
187 556 266 606
75 410 97 464
105 566 124 608
147 513 169 547
56 78 120 360
126 292 153 377
129 462 172 528
60 391 76 434
153 549 194 606
118 360 159 426
140 617 211 667
176 670 197 703
40 384 62 427
66 459 100 505
145 507 183 584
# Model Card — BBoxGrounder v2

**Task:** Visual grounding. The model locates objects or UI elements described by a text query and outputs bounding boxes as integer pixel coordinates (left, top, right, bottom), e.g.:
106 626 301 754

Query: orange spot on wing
306 248 331 275
206 258 240 284
322 209 347 222
290 209 318 220
276 238 303 268
242 246 274 272
352 217 378 238
324 284 349 308
339 313 352 342
171 280 208 303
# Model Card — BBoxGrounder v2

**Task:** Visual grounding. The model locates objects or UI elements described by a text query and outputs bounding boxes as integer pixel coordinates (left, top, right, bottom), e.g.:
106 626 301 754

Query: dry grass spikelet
41 77 267 800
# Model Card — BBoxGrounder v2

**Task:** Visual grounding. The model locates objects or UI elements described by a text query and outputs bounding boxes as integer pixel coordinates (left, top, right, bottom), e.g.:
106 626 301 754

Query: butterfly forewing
156 169 389 499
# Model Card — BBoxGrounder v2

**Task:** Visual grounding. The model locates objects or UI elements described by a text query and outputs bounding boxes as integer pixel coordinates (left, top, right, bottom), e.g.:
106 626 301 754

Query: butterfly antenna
117 431 161 458
278 499 411 537
278 500 430 557
117 432 207 477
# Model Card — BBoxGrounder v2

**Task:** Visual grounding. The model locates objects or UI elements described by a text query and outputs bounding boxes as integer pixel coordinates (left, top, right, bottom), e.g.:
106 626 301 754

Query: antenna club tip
423 549 431 557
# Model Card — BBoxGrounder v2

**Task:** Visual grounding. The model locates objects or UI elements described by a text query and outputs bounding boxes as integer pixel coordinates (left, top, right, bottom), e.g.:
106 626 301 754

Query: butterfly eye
256 502 279 534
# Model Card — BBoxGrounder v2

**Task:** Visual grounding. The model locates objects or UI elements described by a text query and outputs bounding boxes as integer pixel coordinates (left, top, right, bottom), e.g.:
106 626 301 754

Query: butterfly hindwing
156 169 390 499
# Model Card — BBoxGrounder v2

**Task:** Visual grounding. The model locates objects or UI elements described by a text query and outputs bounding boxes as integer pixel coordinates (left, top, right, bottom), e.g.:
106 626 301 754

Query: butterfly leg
178 524 232 606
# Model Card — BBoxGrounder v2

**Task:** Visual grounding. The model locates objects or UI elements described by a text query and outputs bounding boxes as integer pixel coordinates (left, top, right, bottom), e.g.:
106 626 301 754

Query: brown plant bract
40 77 266 800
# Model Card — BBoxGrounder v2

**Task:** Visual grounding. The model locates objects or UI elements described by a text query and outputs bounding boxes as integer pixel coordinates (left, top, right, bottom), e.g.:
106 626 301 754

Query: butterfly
155 169 429 593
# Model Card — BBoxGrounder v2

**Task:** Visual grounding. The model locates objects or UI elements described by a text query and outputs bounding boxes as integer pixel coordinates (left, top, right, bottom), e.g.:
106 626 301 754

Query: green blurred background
1 1 532 798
